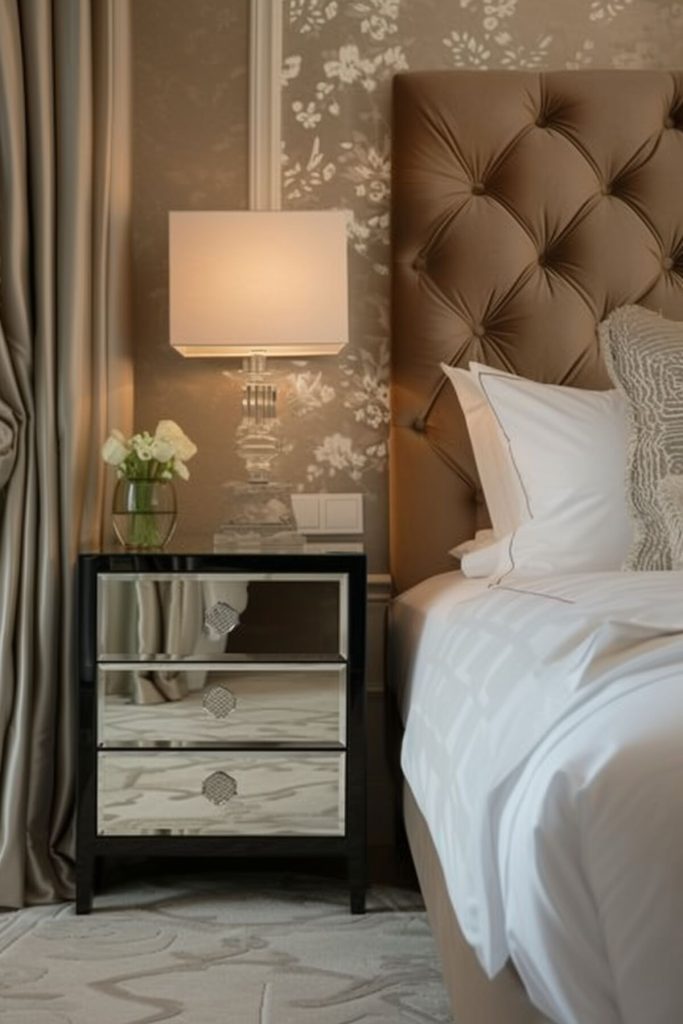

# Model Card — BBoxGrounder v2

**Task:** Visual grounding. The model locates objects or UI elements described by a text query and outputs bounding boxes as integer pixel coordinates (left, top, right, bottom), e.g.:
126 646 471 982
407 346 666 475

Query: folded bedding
399 570 683 1024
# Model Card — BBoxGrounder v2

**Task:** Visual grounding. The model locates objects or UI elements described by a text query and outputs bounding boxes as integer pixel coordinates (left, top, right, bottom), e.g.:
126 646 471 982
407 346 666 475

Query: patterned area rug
0 873 452 1023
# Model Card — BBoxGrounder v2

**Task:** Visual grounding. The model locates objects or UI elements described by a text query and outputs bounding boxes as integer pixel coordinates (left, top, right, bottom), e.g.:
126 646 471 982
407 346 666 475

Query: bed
388 70 683 1024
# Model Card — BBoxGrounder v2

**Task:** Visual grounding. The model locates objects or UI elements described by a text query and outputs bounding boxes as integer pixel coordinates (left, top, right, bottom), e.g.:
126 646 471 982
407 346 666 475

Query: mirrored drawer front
97 751 345 836
98 664 346 747
98 573 346 660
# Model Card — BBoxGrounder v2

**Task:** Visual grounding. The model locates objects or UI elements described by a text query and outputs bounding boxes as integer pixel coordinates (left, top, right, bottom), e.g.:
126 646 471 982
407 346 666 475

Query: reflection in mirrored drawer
97 751 345 836
98 664 346 747
98 573 346 659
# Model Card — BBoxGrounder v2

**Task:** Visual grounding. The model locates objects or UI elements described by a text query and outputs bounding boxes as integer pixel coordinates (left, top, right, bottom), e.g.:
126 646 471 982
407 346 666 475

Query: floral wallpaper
131 0 683 570
280 0 683 569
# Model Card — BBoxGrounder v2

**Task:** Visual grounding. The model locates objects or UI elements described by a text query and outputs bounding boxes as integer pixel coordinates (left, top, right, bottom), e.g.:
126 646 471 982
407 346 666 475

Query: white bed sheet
397 570 683 1024
390 570 491 723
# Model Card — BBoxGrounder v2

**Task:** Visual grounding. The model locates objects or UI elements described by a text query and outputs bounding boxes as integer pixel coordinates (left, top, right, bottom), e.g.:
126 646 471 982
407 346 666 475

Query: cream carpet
0 873 451 1023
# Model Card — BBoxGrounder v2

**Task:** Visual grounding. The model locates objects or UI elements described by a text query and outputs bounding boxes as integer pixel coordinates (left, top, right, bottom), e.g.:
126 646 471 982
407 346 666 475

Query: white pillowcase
451 529 502 578
441 363 529 537
454 363 632 578
450 528 495 557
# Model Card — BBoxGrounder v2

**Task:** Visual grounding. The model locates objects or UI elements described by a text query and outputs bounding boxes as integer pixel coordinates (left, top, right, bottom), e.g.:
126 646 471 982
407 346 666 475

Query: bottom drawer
97 751 345 837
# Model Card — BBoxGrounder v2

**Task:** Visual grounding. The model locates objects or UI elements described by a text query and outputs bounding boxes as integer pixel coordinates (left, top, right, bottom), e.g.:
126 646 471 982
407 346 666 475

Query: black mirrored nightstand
76 540 366 914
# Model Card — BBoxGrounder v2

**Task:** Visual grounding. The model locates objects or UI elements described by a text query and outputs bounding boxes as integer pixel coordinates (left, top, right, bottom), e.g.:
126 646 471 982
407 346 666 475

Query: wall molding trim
248 0 282 210
368 573 392 601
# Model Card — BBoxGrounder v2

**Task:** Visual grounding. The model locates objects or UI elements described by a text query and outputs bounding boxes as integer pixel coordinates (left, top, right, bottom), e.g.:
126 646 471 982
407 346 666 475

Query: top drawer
97 573 348 661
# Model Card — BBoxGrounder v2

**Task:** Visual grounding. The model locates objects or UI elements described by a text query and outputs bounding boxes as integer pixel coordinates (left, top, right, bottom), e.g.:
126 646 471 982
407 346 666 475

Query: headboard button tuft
412 416 426 433
472 323 486 338
663 256 675 271
471 181 486 195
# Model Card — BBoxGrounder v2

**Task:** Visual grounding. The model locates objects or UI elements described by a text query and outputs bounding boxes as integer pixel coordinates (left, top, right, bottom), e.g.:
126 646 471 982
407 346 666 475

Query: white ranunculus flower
150 438 175 463
173 459 190 481
102 432 128 466
155 420 197 462
132 434 154 461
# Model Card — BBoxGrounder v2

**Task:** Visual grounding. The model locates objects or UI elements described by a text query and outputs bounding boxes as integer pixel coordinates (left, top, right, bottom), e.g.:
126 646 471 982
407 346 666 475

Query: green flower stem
127 479 163 548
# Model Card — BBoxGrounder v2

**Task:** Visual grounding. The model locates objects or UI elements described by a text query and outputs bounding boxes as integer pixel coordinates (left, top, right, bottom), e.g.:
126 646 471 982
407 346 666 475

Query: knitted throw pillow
657 475 683 570
599 305 683 571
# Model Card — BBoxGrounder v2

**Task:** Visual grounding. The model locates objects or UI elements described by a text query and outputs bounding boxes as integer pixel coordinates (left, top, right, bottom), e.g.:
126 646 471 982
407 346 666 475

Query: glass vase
112 478 177 549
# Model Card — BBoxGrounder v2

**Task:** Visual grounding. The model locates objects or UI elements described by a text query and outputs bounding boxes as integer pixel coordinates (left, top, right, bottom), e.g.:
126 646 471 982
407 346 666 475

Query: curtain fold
0 404 17 490
0 0 132 907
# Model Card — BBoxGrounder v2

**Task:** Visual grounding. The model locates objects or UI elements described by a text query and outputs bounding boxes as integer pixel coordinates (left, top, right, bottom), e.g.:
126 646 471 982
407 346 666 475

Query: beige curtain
0 0 132 907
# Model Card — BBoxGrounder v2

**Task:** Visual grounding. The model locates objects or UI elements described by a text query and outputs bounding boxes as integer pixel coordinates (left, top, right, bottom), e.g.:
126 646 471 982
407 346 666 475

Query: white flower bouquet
103 421 197 548
102 420 197 481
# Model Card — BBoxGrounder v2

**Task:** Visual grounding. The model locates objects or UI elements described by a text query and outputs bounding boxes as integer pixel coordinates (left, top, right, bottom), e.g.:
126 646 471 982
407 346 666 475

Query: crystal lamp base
213 481 304 551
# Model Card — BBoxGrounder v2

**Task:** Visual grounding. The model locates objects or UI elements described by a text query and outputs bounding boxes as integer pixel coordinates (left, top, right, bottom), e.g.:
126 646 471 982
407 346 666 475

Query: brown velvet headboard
390 69 683 594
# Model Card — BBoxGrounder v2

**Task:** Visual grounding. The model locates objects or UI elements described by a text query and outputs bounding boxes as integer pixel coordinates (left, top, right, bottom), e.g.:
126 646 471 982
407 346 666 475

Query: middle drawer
98 664 346 748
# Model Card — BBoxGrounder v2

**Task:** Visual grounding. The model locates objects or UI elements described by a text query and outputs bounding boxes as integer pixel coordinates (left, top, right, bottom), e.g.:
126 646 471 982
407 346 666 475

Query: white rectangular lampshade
169 210 349 357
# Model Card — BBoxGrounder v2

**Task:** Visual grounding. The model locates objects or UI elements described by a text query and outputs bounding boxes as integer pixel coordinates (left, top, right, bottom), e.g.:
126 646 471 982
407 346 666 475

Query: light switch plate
292 493 363 535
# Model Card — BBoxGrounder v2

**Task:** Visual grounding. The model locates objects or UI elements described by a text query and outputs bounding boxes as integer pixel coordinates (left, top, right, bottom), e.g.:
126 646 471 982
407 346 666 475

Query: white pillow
462 363 632 578
450 528 495 558
450 529 502 576
440 363 529 537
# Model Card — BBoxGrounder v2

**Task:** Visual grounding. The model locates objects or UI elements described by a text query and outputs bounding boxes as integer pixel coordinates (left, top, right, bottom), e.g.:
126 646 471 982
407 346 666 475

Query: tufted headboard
390 69 683 593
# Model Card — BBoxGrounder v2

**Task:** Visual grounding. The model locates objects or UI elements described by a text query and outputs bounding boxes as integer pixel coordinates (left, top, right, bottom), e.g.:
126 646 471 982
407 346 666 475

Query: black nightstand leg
75 853 94 915
349 853 366 914
350 886 366 914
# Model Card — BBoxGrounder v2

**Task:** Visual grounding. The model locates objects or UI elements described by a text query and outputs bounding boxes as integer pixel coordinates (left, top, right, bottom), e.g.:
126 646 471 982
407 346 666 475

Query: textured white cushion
440 363 529 537
657 475 683 570
600 305 683 570
460 364 632 578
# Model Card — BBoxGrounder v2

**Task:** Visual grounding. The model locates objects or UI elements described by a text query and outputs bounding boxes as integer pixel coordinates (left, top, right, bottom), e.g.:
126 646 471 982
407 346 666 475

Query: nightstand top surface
79 538 366 570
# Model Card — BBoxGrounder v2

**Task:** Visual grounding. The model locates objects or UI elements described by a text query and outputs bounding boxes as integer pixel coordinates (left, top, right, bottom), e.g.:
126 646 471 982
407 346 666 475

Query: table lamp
169 210 348 548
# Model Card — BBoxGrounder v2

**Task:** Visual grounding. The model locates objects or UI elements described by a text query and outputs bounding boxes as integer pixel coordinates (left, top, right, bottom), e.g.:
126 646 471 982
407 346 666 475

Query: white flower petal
155 420 197 461
102 435 128 466
150 438 175 463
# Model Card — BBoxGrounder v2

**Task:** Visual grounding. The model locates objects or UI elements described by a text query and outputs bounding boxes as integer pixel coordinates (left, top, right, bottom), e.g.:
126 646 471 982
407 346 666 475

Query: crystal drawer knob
202 770 237 806
203 685 237 719
203 601 241 640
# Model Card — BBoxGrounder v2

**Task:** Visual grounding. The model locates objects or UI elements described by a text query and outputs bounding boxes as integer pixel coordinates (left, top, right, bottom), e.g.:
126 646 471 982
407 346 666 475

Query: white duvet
400 571 683 1024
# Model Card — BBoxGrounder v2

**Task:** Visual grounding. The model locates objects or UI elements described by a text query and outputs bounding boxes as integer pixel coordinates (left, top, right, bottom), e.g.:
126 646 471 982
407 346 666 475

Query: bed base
403 783 552 1024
